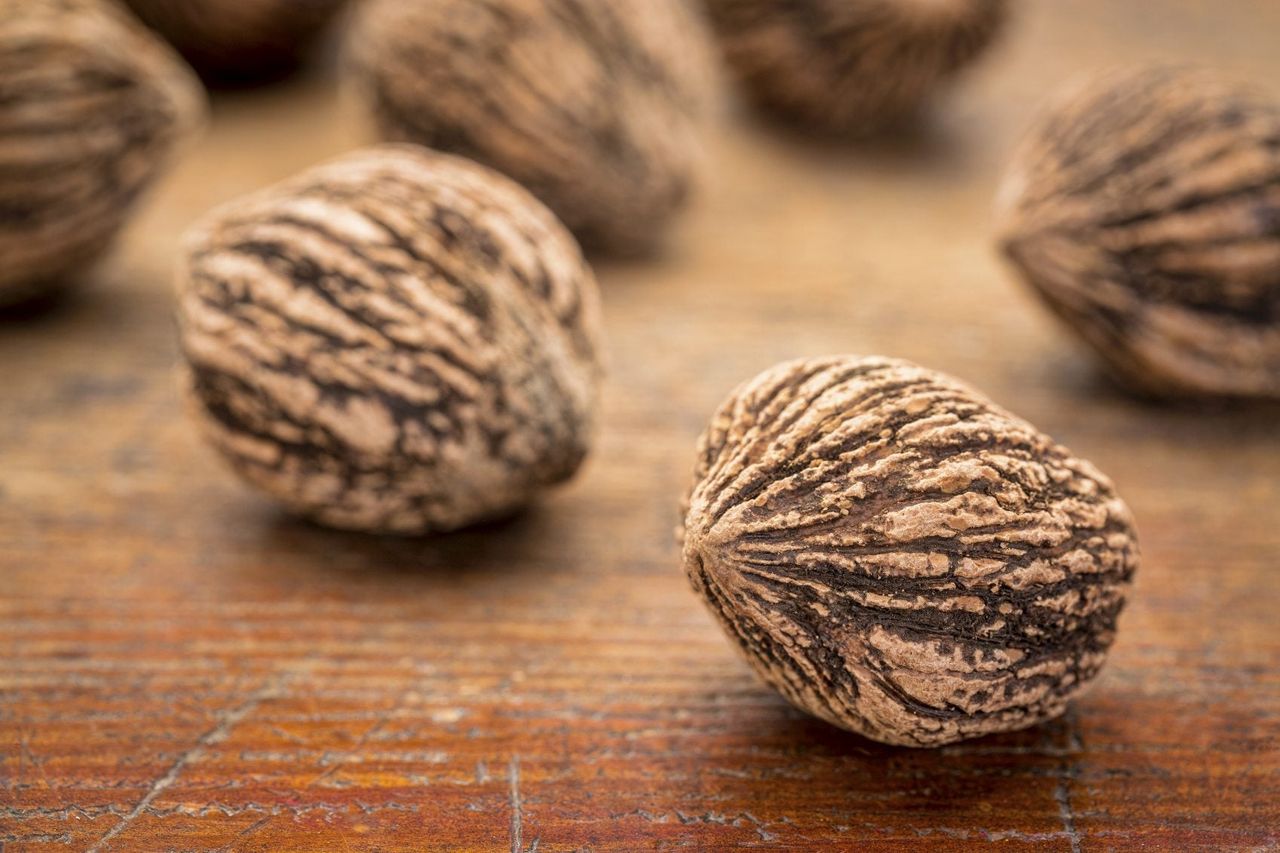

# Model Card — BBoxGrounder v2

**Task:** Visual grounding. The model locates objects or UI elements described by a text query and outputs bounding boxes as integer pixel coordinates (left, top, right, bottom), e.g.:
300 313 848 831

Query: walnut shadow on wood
748 95 971 154
692 686 1083 818
0 284 79 324
121 0 350 87
254 503 572 585
1041 349 1280 424
741 104 979 175
0 271 141 331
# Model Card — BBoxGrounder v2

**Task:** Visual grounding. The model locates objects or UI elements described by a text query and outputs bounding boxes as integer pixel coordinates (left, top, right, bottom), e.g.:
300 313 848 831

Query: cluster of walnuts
3 0 1275 747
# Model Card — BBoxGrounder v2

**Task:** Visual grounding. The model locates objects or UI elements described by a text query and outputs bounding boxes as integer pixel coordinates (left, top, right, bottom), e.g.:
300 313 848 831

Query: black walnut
702 0 1007 135
346 0 719 256
178 145 603 535
0 0 204 306
997 65 1280 399
681 356 1138 747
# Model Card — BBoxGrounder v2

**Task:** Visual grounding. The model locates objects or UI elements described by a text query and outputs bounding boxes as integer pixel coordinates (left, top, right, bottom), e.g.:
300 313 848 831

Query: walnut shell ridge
123 0 348 81
178 145 603 535
681 356 1138 747
347 0 719 256
0 0 205 306
997 65 1280 399
702 0 1007 135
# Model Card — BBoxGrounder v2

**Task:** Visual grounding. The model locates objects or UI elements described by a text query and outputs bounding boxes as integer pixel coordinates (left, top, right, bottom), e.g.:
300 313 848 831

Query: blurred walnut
123 0 348 82
681 356 1138 747
347 0 719 255
178 145 603 534
0 0 204 306
703 0 1007 134
997 65 1280 399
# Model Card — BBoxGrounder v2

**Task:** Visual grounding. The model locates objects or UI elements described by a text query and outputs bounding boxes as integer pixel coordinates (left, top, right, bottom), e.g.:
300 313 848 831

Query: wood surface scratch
84 681 276 852
509 755 524 853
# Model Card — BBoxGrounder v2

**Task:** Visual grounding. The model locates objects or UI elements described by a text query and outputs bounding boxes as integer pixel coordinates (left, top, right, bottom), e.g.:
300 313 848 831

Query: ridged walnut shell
0 0 204 306
702 0 1007 135
681 356 1138 747
997 65 1280 399
178 145 603 535
347 0 718 255
122 0 348 82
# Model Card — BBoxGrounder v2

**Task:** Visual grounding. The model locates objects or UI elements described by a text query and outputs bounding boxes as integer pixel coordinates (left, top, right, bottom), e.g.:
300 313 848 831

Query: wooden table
3 1 1278 850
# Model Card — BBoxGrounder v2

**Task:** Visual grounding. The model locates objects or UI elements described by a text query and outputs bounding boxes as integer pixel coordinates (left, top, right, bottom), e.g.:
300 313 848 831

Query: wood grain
2 0 1278 850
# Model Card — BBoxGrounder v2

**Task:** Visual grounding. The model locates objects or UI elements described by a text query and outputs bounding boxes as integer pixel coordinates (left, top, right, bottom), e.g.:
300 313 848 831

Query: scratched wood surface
2 2 1279 851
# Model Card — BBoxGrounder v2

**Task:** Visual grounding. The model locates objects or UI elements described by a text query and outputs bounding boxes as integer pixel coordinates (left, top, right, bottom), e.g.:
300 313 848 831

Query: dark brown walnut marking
996 64 1280 399
0 0 204 306
346 0 719 255
178 145 603 535
122 0 348 82
680 356 1138 747
702 0 1007 135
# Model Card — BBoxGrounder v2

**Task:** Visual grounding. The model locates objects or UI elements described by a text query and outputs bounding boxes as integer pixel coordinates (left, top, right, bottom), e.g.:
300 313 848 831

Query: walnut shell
997 65 1280 399
0 0 204 306
178 145 603 535
681 356 1138 747
122 0 348 82
703 0 1007 135
346 0 718 256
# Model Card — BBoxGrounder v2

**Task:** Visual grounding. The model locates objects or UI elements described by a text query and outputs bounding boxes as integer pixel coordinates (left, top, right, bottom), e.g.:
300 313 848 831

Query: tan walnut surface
178 145 603 535
702 0 1007 135
0 0 204 306
681 356 1139 747
997 64 1280 400
346 0 719 256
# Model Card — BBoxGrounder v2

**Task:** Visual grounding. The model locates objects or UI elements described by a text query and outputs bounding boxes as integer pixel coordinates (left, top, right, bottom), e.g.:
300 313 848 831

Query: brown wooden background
3 1 1279 850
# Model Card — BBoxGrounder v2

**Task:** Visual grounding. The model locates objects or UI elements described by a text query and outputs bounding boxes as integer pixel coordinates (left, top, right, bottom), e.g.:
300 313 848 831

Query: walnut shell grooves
123 0 348 82
997 65 1280 399
681 356 1138 747
703 0 1008 135
178 145 603 535
347 0 719 256
0 0 205 306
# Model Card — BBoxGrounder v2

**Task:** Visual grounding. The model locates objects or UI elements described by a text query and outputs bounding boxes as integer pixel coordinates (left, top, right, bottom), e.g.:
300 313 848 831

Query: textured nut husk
996 65 1280 399
702 0 1007 135
680 356 1138 747
178 145 603 535
0 0 204 306
122 0 347 81
347 0 719 256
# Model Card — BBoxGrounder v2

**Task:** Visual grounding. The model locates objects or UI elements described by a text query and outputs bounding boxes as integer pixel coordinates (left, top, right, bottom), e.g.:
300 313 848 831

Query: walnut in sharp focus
122 0 348 82
681 356 1138 747
997 65 1280 399
178 145 603 535
346 0 719 256
0 0 204 307
702 0 1007 135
